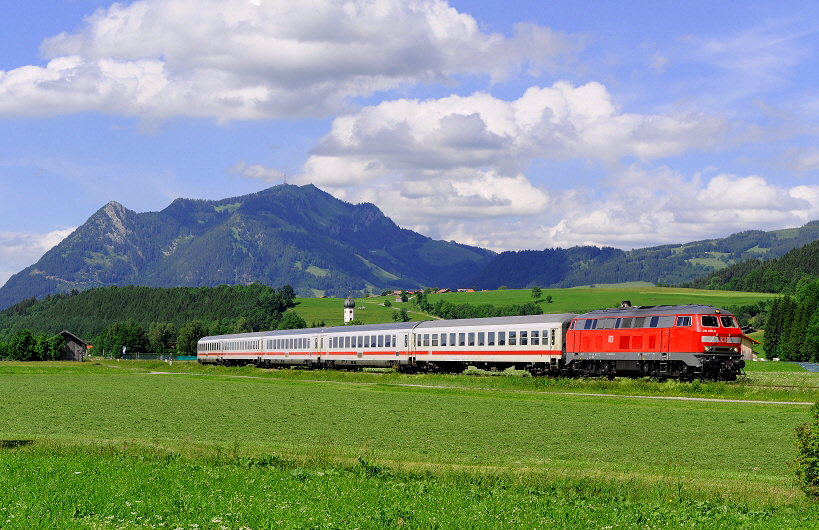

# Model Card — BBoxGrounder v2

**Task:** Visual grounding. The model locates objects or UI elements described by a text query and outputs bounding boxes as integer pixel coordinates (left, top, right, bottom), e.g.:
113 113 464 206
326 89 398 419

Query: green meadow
294 286 777 327
2 359 819 528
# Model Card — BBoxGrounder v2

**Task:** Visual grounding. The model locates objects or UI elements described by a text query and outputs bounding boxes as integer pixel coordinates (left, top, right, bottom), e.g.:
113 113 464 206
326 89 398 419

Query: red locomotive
566 304 745 380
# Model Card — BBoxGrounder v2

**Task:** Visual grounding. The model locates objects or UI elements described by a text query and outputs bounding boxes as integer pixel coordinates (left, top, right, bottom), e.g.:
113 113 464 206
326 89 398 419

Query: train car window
423 334 430 347
634 317 646 328
342 336 348 349
701 315 719 327
720 316 738 328
440 333 447 347
468 333 475 346
372 335 378 348
499 331 506 346
432 334 438 347
404 335 408 348
488 332 495 346
531 330 539 345
450 333 456 347
458 333 465 347
478 332 485 346
417 334 422 347
521 331 528 345
551 329 556 346
378 335 384 348
385 335 391 348
649 316 660 328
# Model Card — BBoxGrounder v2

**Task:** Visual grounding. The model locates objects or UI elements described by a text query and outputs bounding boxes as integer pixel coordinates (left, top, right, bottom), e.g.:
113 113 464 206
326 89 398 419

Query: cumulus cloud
255 81 726 229
0 0 581 121
0 228 74 287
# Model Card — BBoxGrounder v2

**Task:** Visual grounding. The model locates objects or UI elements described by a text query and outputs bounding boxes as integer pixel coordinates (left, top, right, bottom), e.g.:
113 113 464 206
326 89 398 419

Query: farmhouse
59 330 86 362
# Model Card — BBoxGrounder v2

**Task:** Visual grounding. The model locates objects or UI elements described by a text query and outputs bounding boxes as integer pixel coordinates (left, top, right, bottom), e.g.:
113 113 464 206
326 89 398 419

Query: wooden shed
740 334 760 362
59 330 86 362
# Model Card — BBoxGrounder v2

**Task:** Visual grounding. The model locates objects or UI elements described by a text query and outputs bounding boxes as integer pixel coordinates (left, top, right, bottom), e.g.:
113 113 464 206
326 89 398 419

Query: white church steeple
343 294 355 323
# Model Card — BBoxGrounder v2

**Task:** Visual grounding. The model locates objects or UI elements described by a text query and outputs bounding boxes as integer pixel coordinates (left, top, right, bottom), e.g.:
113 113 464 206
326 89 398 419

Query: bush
794 402 819 499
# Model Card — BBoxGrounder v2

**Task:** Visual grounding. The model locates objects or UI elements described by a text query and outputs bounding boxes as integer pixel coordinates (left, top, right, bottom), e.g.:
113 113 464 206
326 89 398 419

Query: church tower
343 294 355 323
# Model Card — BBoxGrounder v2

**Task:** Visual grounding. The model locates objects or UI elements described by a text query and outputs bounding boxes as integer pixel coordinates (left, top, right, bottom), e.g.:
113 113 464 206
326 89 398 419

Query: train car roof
577 304 729 319
199 331 269 341
321 321 420 334
415 314 576 329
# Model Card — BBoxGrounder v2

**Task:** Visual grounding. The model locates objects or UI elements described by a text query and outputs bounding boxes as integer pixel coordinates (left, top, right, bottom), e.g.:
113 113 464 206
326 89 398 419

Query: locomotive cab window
676 316 692 327
720 316 738 328
701 315 719 327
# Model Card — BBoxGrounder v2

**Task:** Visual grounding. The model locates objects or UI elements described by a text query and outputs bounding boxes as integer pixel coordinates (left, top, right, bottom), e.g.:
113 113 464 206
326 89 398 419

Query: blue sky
2 0 819 287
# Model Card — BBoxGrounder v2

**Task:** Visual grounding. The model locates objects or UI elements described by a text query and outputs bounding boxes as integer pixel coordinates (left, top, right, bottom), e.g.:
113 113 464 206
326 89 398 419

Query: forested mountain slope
686 239 819 293
0 184 494 310
467 222 819 290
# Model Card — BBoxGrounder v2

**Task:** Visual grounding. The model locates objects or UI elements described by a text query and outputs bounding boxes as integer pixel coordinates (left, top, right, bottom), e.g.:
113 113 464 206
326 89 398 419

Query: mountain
686 239 819 292
0 184 494 309
466 222 819 290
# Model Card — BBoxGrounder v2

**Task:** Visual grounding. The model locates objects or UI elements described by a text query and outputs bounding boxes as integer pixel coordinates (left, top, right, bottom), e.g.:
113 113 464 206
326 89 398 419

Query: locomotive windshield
720 315 738 328
701 315 719 327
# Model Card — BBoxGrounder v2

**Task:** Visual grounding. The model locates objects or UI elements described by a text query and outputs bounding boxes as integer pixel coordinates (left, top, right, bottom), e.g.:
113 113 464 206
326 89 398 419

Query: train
197 303 746 381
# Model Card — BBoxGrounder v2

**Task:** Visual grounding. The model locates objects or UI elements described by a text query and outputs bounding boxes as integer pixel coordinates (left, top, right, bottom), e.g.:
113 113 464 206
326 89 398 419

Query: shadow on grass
0 439 34 449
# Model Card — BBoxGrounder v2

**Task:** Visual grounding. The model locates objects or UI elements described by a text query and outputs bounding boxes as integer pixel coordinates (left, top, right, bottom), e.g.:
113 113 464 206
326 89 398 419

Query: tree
148 322 176 354
97 320 149 358
177 320 208 355
545 294 553 304
278 311 307 330
8 329 35 361
793 402 819 499
383 299 392 307
392 308 410 322
531 286 542 300
400 290 408 303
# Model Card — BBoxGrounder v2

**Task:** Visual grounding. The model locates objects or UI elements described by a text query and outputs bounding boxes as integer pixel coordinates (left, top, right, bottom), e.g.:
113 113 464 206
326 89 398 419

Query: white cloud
228 160 286 182
0 228 74 287
267 81 728 231
0 0 581 121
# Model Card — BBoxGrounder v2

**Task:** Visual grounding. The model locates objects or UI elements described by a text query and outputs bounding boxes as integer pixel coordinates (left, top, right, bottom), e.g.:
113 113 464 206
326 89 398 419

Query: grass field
2 360 819 528
293 286 778 327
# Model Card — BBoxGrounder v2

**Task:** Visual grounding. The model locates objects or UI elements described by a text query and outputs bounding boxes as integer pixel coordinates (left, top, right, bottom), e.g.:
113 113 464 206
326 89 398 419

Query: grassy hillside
298 286 778 327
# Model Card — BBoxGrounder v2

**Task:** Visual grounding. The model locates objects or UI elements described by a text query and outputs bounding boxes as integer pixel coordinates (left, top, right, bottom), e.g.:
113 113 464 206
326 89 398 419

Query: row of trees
413 291 542 320
763 279 819 362
93 310 310 357
0 329 65 361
